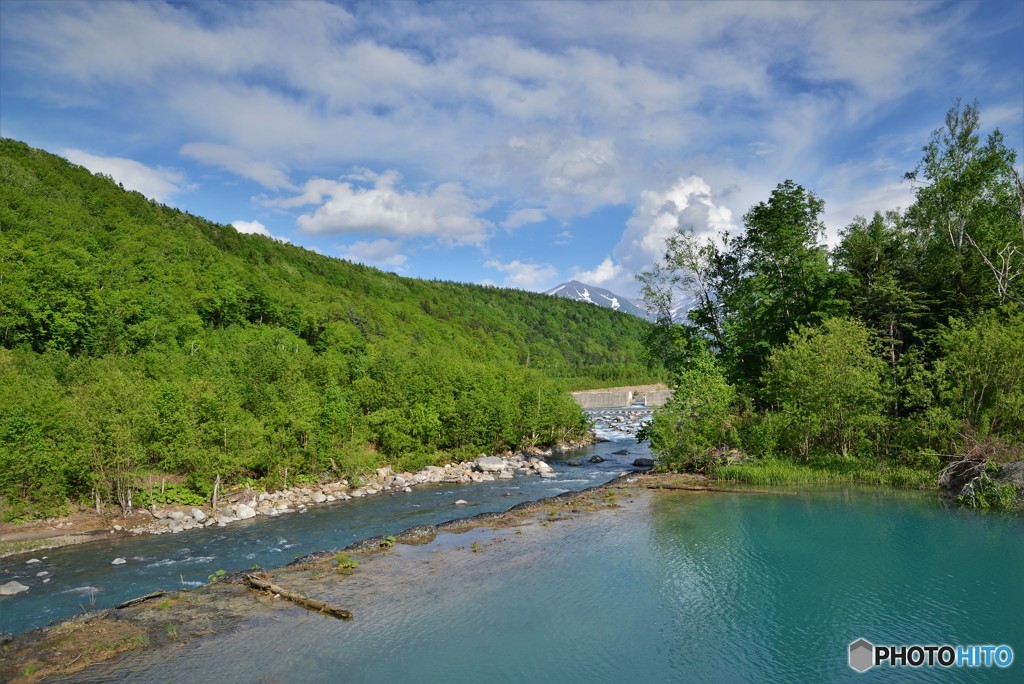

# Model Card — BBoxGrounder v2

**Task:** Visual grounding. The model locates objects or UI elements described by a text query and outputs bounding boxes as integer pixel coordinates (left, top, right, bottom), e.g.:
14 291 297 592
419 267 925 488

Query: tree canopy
639 101 1024 479
0 139 658 519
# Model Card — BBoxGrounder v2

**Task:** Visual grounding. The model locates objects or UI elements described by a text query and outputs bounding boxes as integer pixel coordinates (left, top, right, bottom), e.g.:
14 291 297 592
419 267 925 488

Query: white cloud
572 257 622 285
181 142 294 190
62 149 186 202
231 219 289 243
277 171 492 246
484 259 558 291
501 207 546 229
617 175 736 266
7 0 1012 286
232 219 271 237
336 238 407 269
473 133 625 217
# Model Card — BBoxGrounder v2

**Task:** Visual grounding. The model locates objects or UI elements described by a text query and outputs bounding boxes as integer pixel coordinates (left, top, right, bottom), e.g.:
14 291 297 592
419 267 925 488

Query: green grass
713 457 937 489
334 553 358 572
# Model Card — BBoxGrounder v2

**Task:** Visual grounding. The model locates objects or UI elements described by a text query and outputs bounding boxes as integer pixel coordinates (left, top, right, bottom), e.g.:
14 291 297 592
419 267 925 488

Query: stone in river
455 499 469 505
235 503 257 520
475 456 506 472
26 558 41 565
566 459 583 467
0 581 30 596
613 449 631 456
589 455 605 463
111 557 127 565
632 458 655 468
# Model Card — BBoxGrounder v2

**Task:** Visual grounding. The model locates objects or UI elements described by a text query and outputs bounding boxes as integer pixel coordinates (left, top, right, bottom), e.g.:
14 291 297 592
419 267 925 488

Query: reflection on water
59 487 1024 683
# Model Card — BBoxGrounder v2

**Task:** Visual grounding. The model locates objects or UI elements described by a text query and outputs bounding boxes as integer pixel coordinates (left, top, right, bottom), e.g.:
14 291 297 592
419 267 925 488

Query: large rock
566 459 583 467
311 492 327 504
235 503 257 520
423 466 445 482
475 456 506 472
589 455 605 463
168 511 185 521
533 460 554 473
632 458 655 468
0 581 30 596
190 508 207 523
111 557 127 565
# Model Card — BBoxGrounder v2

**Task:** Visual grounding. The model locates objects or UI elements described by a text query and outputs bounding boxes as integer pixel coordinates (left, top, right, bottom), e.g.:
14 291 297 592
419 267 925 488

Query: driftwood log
243 574 352 620
115 590 166 609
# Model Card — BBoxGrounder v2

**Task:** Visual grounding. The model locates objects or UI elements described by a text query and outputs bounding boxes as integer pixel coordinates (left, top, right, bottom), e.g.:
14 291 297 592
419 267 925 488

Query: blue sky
1 0 1021 299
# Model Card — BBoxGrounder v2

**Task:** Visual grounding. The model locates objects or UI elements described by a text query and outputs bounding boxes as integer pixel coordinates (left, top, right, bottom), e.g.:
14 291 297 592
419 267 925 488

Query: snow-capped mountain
544 280 654 320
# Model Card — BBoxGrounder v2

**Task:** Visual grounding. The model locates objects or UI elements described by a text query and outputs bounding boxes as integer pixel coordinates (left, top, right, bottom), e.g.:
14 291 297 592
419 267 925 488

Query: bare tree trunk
212 474 221 513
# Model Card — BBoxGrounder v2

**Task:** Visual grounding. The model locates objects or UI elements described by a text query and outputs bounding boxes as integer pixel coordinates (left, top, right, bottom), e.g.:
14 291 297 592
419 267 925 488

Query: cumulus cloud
63 149 186 202
231 219 289 243
616 176 736 268
484 259 558 291
574 176 739 297
336 238 407 269
572 257 622 285
181 142 294 190
275 171 492 246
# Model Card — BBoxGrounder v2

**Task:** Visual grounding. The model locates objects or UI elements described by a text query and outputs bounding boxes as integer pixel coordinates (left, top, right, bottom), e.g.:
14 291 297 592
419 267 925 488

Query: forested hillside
0 139 655 518
640 101 1024 508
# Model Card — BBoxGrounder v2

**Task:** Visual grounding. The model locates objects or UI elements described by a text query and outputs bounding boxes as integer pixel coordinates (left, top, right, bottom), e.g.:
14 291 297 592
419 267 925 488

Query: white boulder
0 581 29 595
235 503 257 520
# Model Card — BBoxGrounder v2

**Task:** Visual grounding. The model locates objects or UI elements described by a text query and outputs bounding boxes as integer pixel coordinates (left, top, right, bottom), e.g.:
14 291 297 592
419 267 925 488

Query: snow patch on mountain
545 280 652 320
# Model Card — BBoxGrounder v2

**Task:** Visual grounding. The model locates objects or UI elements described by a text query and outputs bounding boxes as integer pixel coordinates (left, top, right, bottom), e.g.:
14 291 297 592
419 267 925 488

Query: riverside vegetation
639 101 1024 510
0 138 658 522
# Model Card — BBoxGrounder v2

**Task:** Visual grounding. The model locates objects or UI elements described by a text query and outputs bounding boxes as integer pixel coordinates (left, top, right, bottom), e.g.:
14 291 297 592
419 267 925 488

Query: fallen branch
115 591 166 609
243 575 352 620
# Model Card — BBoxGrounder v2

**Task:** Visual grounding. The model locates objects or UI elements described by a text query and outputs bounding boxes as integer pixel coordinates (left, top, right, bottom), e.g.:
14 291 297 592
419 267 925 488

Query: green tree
644 345 737 472
639 180 846 390
935 311 1024 440
765 319 887 459
834 211 927 366
905 99 1023 315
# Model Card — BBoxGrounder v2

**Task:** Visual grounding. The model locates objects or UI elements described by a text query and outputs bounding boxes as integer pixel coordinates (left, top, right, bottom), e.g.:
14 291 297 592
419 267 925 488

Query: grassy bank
712 457 938 489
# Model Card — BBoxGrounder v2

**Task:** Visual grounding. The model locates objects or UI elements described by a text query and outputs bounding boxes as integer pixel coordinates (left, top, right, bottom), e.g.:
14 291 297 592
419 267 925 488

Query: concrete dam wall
571 387 673 409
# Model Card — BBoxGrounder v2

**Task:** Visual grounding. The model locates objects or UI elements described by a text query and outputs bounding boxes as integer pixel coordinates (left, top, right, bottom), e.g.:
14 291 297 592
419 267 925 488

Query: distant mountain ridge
545 280 654 320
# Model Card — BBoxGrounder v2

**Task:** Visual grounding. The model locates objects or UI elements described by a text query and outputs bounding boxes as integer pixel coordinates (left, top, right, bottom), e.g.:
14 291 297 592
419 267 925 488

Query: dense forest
640 101 1023 508
0 139 657 519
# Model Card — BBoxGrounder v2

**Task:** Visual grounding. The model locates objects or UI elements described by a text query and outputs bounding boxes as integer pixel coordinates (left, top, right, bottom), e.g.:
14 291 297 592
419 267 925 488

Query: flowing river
0 410 648 636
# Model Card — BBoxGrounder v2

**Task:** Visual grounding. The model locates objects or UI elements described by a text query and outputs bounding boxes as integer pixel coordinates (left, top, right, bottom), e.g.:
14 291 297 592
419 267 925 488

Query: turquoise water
61 486 1023 683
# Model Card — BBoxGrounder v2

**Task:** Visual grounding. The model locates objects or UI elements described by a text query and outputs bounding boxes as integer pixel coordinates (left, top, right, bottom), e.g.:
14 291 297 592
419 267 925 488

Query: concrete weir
571 386 672 409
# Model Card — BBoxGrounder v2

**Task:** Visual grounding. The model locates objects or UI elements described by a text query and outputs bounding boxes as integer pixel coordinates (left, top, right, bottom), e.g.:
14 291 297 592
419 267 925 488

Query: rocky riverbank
143 450 569 535
0 441 592 559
